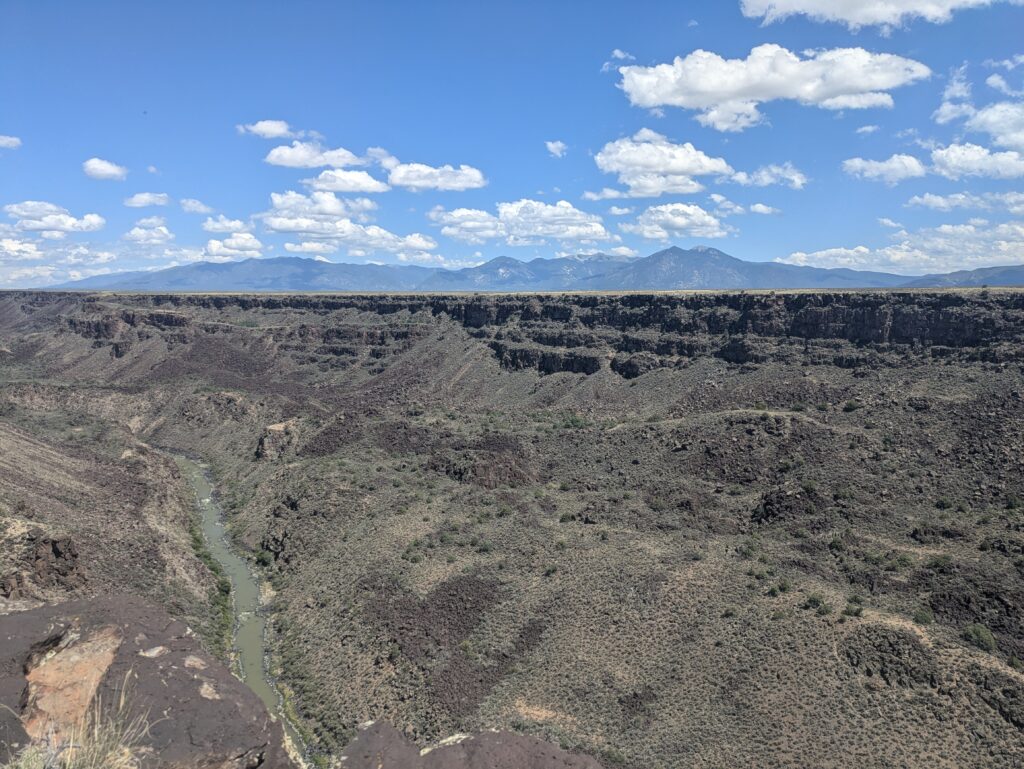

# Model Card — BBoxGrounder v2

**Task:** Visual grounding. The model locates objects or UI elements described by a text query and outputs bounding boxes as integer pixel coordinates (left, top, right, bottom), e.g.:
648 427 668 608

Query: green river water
177 456 304 756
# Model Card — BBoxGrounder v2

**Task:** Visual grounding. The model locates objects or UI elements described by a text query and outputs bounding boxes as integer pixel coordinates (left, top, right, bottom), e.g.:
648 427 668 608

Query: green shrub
963 623 997 652
912 607 934 625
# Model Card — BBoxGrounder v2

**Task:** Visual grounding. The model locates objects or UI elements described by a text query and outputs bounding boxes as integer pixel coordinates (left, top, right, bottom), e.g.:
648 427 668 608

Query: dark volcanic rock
0 596 295 768
338 721 602 769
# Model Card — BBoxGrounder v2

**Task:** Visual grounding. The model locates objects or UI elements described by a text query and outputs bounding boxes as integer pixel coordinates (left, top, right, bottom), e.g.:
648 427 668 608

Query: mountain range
50 246 1024 292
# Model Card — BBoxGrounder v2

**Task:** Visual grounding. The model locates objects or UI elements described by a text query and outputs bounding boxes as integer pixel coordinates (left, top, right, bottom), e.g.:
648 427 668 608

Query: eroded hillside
1 290 1023 768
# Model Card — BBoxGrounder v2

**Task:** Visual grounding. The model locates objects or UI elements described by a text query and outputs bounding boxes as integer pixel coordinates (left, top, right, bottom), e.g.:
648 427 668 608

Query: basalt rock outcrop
0 597 296 769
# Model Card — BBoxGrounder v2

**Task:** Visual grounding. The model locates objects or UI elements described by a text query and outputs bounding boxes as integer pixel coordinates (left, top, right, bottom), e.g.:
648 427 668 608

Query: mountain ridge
48 247 1024 292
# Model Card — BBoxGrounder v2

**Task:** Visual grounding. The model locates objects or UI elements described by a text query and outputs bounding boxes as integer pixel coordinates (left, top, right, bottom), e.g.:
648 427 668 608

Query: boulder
0 596 296 768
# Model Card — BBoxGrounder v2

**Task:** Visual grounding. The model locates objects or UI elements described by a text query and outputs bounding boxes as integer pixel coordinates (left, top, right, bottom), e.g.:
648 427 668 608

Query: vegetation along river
177 456 305 759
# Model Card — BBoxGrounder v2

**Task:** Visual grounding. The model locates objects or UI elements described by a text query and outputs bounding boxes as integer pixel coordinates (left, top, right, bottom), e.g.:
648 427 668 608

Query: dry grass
2 685 147 769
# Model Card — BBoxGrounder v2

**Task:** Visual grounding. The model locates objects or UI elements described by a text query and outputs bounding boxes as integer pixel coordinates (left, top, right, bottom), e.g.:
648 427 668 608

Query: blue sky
2 0 1023 286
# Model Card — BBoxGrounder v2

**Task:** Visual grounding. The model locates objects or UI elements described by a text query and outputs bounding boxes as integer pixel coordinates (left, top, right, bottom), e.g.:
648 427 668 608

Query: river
176 456 305 758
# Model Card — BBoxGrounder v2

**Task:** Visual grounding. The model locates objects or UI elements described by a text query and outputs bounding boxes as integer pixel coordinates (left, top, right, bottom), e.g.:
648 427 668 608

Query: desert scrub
2 691 147 769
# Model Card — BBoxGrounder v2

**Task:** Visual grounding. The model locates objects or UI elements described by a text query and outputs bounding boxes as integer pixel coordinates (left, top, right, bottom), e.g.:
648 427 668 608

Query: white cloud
732 162 808 189
262 191 436 254
83 157 128 180
618 44 930 131
740 0 1023 30
750 203 780 214
546 140 568 158
181 198 214 214
0 264 56 285
778 218 1024 274
284 241 339 254
237 119 299 139
933 100 977 124
588 128 734 198
124 216 174 245
0 238 43 261
387 162 487 191
710 193 746 216
147 165 159 174
908 190 1024 213
857 125 880 134
986 74 1024 97
966 101 1024 150
931 142 1024 178
607 206 634 216
203 214 249 233
602 49 636 72
428 207 504 244
205 232 263 260
4 201 105 237
0 135 21 149
430 199 612 245
269 190 378 221
302 169 390 193
843 153 928 183
879 217 904 228
264 140 362 168
621 203 729 239
124 192 170 207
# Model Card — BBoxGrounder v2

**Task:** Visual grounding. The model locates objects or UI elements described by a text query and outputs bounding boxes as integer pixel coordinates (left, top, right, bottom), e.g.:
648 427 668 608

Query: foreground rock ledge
0 596 295 769
339 721 602 769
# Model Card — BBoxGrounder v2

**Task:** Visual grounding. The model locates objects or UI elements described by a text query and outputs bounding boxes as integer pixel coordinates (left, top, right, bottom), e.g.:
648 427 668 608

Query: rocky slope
1 289 1023 768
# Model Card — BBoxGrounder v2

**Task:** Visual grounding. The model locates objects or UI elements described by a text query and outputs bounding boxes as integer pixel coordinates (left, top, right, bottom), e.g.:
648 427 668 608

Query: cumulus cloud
302 169 390 193
908 190 1024 213
261 190 436 255
732 162 808 189
750 203 780 214
843 153 928 183
429 199 612 245
778 219 1024 274
857 125 880 134
264 140 362 168
83 157 128 180
966 101 1024 150
124 192 170 207
428 207 504 244
124 216 174 245
931 142 1024 178
387 161 487 191
933 65 977 124
0 135 21 149
205 232 263 261
181 198 214 214
203 214 249 233
618 44 930 131
284 241 339 254
621 203 729 239
586 128 734 198
0 238 43 261
607 206 634 216
237 119 299 139
546 140 568 158
4 201 105 238
740 0 1023 30
986 74 1024 97
709 193 746 216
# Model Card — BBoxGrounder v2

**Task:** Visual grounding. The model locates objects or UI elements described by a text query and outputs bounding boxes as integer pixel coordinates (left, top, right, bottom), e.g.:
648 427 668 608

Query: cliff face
4 290 1023 383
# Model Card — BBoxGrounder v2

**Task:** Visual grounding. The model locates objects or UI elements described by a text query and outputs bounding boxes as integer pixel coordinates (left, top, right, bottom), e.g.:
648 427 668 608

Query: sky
1 0 1024 287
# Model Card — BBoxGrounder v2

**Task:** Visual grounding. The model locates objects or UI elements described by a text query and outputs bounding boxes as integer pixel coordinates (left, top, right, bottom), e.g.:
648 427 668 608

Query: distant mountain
49 247 1024 292
899 264 1024 288
583 246 907 290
